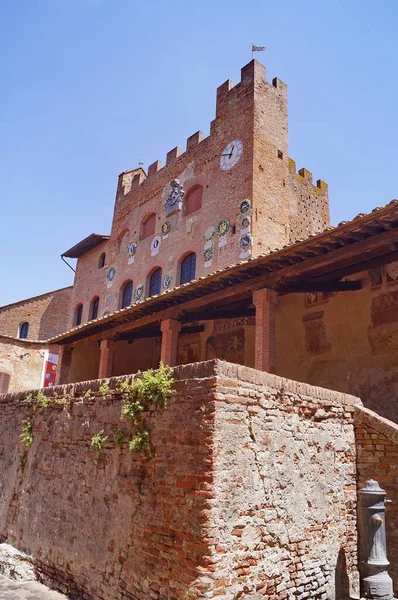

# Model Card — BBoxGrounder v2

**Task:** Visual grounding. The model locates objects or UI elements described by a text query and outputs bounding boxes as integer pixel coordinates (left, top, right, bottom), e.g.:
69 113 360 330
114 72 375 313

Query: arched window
121 280 133 309
185 186 202 215
180 253 196 285
98 253 106 268
148 268 162 297
90 297 100 320
75 303 83 326
18 322 29 339
141 213 156 240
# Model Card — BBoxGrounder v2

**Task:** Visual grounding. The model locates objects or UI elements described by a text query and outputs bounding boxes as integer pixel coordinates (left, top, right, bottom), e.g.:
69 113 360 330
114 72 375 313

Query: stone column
252 288 276 373
98 339 116 379
358 479 394 600
160 318 181 367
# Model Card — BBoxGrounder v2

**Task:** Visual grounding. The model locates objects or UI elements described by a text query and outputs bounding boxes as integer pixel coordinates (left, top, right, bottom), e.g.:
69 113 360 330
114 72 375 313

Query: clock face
220 139 243 171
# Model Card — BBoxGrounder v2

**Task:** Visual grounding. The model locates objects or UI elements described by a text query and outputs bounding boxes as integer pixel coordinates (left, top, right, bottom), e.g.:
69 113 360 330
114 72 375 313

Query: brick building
1 58 398 600
0 287 72 393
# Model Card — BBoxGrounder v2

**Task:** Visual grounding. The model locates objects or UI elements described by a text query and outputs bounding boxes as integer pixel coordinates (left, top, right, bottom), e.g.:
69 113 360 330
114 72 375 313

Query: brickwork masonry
354 405 398 595
0 360 360 599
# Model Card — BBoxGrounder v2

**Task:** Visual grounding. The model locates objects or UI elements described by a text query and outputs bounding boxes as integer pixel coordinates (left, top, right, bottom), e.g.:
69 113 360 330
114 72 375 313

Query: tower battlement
116 60 291 201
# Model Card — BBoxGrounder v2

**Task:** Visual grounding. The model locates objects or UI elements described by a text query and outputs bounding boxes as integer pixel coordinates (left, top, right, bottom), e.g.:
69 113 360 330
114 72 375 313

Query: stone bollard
358 479 394 600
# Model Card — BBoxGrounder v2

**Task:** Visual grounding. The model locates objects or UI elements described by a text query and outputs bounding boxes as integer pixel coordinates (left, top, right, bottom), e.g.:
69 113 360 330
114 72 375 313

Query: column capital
161 318 182 334
100 338 116 350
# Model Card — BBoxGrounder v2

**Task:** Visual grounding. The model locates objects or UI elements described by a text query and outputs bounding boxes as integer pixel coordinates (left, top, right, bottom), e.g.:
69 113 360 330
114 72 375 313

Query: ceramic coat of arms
164 179 184 216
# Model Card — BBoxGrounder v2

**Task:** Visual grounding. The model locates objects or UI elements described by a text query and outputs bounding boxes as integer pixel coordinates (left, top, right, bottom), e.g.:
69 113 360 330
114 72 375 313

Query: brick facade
68 60 329 328
0 287 72 341
0 360 359 599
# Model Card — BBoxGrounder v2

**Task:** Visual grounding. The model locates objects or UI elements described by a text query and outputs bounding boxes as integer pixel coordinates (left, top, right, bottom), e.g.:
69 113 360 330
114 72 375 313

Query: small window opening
180 253 196 285
278 150 283 159
121 281 133 309
90 297 100 320
98 253 106 268
19 322 29 339
148 268 162 297
75 303 83 326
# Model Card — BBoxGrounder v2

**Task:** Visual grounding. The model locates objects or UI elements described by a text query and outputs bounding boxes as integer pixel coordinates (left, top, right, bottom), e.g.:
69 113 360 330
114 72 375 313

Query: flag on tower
252 43 266 52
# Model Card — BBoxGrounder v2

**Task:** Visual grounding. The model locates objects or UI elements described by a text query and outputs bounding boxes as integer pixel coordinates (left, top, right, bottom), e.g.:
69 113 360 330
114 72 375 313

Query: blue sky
1 0 397 306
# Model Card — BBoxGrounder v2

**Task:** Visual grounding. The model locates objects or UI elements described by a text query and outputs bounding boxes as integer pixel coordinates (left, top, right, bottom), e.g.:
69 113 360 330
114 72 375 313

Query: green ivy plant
99 382 110 399
129 428 152 456
114 428 127 448
91 430 108 453
118 363 174 456
20 419 34 448
36 390 53 409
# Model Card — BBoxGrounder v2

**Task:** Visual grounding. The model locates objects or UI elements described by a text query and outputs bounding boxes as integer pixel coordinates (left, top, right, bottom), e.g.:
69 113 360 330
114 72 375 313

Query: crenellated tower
66 59 330 326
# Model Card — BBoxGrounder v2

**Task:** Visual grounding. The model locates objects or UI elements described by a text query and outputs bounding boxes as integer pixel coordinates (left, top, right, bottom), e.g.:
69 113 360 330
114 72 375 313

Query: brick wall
0 360 359 599
0 287 73 340
354 406 398 594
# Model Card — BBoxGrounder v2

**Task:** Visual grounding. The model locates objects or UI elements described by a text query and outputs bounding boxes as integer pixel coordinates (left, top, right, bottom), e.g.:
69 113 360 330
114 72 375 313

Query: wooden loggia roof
49 200 398 345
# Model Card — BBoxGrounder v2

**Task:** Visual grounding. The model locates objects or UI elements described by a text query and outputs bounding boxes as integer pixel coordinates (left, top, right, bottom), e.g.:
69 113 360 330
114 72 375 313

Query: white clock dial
220 139 243 171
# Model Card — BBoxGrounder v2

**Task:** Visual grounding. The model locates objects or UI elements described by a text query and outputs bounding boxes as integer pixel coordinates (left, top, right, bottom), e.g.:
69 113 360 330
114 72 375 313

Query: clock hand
229 145 235 158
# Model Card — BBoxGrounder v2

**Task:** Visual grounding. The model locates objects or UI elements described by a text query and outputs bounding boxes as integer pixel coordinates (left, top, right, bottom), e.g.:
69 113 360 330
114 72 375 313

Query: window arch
148 268 162 297
90 296 100 320
75 303 83 326
185 186 202 215
18 322 29 339
98 253 106 268
140 213 156 240
117 229 130 254
180 253 196 285
120 280 133 309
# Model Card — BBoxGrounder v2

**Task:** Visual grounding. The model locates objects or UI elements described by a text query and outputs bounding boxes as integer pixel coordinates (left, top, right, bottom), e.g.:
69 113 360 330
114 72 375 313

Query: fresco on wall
305 291 334 308
303 316 331 356
205 319 253 365
177 335 201 365
369 326 398 355
385 261 398 283
371 291 398 327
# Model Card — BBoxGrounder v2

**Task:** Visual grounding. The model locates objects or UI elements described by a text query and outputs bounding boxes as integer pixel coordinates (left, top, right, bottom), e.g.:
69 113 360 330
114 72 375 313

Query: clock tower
68 59 329 324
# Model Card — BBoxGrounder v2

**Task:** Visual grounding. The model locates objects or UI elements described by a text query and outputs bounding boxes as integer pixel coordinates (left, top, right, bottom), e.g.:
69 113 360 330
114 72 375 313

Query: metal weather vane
251 41 266 59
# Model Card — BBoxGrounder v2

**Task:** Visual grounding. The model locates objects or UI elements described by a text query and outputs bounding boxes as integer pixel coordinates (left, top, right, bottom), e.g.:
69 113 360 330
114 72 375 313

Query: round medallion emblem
128 241 138 257
216 218 230 237
240 199 251 213
239 234 252 250
241 216 250 229
107 266 116 282
162 221 171 235
163 273 173 289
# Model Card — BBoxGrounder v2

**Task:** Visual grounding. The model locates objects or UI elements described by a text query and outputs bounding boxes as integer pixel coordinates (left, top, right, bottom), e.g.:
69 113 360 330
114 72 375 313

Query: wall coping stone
0 359 363 409
354 405 398 445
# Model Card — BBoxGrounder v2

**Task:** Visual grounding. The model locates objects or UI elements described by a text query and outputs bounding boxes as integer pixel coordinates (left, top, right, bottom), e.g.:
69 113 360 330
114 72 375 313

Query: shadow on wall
335 548 351 600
